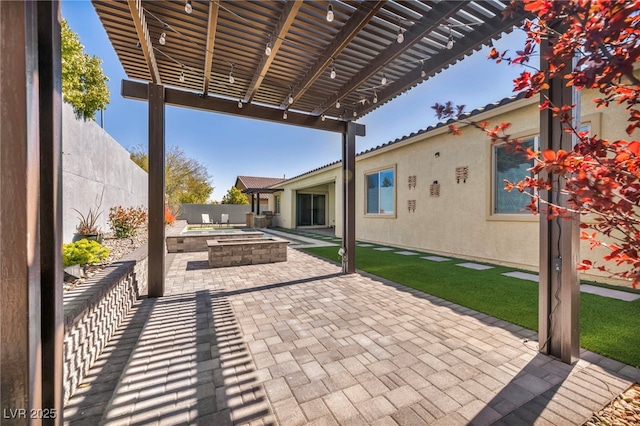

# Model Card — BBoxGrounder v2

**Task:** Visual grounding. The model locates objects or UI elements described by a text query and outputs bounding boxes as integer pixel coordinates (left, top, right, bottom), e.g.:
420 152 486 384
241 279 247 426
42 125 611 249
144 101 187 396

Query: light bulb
373 92 377 103
381 74 387 85
288 94 294 104
229 72 234 84
330 66 336 79
321 114 326 121
238 100 243 108
397 28 404 44
179 71 185 82
421 70 426 78
283 110 288 120
185 0 192 14
353 110 357 118
159 32 166 45
447 35 454 49
326 4 334 22
336 100 340 109
265 42 272 56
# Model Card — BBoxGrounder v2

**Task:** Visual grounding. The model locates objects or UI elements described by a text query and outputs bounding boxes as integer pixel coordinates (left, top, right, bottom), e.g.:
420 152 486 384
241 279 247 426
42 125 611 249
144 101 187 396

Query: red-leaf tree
434 0 640 287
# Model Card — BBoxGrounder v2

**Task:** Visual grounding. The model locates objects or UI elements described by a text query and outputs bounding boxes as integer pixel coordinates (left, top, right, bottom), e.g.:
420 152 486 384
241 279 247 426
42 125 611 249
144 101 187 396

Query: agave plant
73 189 104 236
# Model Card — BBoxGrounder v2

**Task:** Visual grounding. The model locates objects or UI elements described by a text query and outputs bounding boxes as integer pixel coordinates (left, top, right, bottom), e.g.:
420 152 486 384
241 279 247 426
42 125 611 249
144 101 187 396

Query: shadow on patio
64 248 640 425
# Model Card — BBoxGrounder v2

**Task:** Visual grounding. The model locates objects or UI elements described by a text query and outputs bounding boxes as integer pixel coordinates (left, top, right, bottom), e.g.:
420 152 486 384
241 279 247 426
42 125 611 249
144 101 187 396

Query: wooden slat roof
92 0 527 125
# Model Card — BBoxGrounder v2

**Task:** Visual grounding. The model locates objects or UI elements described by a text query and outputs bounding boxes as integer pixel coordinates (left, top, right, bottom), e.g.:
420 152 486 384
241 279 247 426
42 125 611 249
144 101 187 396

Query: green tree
129 145 214 205
221 186 249 204
61 19 110 119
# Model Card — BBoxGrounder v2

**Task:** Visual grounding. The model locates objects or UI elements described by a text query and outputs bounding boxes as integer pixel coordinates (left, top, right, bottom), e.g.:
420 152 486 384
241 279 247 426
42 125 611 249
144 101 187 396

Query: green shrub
108 206 147 238
63 239 110 267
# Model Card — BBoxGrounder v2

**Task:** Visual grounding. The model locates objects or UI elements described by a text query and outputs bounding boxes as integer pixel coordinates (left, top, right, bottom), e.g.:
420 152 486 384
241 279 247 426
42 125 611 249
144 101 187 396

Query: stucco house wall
272 90 633 285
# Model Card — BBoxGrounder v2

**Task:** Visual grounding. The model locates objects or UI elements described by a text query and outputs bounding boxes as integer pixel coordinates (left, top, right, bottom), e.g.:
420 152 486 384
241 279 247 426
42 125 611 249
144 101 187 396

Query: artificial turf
302 243 640 368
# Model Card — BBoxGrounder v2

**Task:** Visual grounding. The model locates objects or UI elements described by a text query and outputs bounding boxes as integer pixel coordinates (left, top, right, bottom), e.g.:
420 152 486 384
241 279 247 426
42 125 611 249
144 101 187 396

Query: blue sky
62 1 527 202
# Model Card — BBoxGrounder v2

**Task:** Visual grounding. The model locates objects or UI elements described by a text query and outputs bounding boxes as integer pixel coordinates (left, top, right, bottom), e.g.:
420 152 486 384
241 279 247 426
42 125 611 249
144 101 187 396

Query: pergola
1 0 582 421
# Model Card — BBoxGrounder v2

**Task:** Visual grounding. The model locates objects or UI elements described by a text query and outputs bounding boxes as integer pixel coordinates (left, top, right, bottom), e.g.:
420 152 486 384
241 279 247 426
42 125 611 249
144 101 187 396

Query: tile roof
236 176 286 199
276 92 528 183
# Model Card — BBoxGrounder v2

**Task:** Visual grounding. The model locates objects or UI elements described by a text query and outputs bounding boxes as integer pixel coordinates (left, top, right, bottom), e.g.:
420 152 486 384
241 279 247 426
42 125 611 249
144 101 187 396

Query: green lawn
301 242 640 368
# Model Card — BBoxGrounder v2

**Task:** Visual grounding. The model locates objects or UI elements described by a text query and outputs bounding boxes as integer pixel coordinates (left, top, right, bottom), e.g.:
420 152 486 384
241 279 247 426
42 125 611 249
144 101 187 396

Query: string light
283 110 288 120
397 27 404 44
229 64 234 84
321 114 326 121
381 74 387 85
420 60 426 78
265 42 272 56
353 110 357 118
159 32 166 45
238 99 243 108
373 91 377 103
326 4 334 22
179 65 185 82
184 0 192 14
447 34 454 49
288 93 294 104
336 100 340 108
330 60 336 79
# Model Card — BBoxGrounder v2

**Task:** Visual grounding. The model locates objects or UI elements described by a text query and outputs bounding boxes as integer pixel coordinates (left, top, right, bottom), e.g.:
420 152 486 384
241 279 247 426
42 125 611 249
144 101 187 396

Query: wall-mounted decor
456 166 468 183
430 181 440 197
408 200 416 212
408 175 417 189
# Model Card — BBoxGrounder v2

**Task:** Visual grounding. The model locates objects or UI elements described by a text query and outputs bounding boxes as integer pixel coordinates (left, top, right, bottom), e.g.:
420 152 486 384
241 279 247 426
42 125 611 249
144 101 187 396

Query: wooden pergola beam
202 0 219 94
127 0 161 84
356 13 525 116
280 1 385 109
313 1 467 116
123 79 365 136
242 0 302 103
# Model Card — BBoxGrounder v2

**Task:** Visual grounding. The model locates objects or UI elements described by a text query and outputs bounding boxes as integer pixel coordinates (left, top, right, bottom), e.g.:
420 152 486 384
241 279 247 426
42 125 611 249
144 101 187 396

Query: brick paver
65 248 640 424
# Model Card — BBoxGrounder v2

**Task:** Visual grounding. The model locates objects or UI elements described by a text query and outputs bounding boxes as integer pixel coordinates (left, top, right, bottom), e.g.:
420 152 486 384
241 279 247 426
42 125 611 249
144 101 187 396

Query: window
493 137 537 214
275 195 281 214
366 168 395 215
492 124 592 215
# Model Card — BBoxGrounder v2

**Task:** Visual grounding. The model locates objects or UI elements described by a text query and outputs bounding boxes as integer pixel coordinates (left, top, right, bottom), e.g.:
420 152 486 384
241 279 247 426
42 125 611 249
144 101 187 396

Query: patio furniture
201 213 213 227
220 213 229 228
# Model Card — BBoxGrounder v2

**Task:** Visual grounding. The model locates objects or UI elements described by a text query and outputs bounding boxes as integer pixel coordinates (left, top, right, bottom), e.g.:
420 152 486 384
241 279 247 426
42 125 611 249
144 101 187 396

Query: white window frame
364 166 396 217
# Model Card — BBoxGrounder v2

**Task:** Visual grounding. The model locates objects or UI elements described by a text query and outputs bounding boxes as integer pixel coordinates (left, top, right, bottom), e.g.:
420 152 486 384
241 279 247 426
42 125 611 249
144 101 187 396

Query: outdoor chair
201 213 213 227
220 213 229 228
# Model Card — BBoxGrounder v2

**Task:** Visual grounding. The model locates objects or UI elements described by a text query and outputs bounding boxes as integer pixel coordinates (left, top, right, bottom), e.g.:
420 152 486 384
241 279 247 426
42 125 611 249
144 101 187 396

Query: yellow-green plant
62 239 109 267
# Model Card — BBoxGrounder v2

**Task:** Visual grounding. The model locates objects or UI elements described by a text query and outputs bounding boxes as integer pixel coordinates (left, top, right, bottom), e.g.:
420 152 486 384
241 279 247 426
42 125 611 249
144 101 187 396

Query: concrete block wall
62 245 148 404
63 102 148 242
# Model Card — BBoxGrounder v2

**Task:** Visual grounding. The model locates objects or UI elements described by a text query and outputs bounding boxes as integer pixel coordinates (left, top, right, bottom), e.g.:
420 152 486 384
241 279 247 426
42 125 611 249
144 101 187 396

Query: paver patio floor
65 249 640 425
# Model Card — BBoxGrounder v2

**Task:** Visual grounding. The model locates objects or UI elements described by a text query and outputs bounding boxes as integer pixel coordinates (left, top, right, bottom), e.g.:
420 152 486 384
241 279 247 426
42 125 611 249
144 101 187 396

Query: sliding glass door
296 193 326 226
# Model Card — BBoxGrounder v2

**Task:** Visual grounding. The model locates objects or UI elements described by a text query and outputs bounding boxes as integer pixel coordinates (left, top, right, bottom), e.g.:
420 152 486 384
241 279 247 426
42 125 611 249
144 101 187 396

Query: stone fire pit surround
207 237 288 268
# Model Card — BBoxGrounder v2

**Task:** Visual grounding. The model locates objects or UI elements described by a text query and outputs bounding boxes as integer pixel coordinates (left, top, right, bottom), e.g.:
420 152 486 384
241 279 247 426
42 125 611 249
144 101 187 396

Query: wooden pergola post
148 83 166 297
1 1 63 421
538 35 581 364
341 121 359 274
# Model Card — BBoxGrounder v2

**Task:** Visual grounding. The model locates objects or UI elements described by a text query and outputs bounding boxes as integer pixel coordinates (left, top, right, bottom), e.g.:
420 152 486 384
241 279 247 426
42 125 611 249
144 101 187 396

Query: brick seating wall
62 244 148 404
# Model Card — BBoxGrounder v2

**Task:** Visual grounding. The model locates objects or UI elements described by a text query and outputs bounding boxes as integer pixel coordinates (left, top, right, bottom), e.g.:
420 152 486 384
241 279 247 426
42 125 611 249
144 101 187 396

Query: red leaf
542 149 556 161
